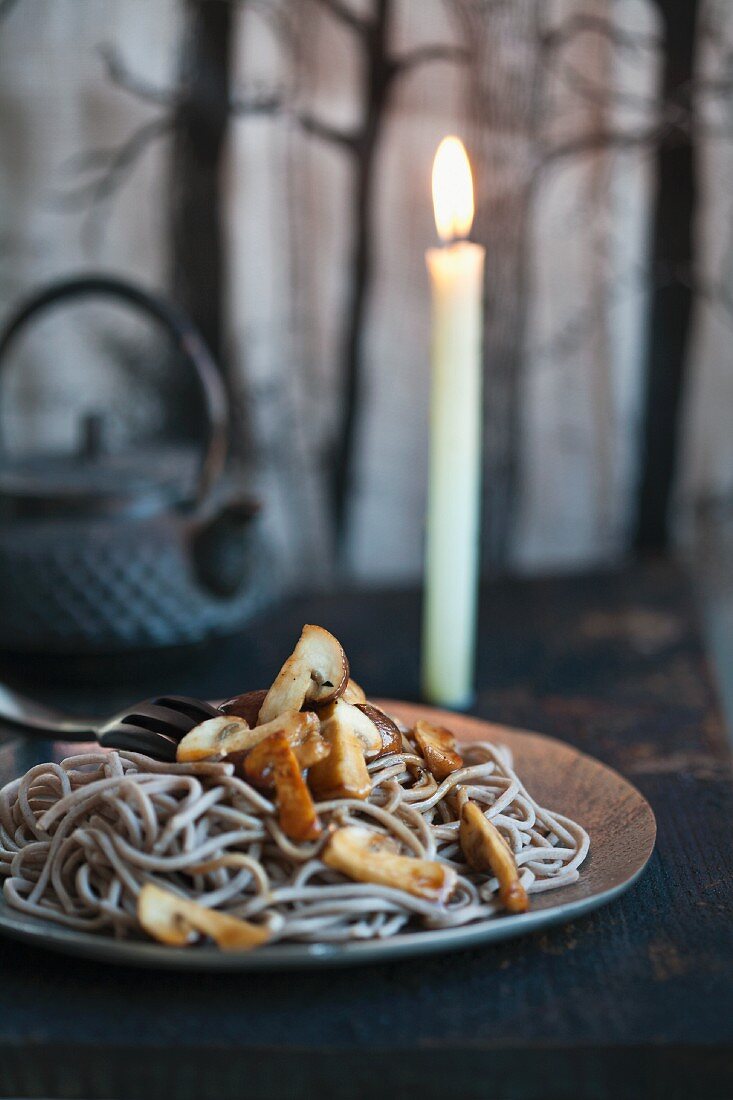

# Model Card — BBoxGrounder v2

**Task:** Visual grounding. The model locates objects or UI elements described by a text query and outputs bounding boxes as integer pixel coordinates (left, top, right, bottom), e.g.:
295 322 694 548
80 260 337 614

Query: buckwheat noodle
0 736 589 944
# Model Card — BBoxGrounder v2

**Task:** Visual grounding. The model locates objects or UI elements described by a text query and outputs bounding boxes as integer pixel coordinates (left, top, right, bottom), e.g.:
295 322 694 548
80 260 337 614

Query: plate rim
0 702 656 970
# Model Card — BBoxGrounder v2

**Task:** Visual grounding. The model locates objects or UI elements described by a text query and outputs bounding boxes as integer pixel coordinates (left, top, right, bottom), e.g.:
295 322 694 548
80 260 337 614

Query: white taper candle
422 138 484 708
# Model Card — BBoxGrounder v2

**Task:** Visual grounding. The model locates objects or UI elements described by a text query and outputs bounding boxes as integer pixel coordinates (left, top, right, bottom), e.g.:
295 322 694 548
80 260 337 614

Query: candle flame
432 136 474 243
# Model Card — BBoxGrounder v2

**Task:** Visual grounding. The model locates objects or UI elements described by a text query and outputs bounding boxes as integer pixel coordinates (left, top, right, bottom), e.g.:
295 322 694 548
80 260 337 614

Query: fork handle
0 683 98 740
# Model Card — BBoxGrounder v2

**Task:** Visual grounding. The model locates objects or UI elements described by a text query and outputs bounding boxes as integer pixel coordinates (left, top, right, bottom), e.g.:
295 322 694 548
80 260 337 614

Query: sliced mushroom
308 713 372 801
137 883 270 951
342 679 367 704
413 720 464 780
244 730 322 842
319 699 401 760
353 703 403 758
291 724 331 770
257 625 349 725
176 709 311 764
238 711 322 781
322 825 457 903
175 715 252 763
459 801 529 914
219 689 268 727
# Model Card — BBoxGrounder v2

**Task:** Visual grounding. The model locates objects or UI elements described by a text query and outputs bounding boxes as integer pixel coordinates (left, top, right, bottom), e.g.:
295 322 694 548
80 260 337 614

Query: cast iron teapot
0 274 270 655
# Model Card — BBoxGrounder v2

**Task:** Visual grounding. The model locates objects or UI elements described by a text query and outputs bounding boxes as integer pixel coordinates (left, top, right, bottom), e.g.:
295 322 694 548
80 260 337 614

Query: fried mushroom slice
235 711 323 778
412 720 464 780
258 625 349 725
353 703 402 757
291 724 331 770
308 714 372 801
341 679 367 704
318 699 401 760
175 715 252 763
176 709 311 763
459 801 529 914
137 884 270 951
244 729 322 842
323 825 457 903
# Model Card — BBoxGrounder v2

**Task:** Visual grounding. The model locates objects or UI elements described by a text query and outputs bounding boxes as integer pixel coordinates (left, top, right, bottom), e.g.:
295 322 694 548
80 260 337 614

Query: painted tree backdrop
0 0 731 587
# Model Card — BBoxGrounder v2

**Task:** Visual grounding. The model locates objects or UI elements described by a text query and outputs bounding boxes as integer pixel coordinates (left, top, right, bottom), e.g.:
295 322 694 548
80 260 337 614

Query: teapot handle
0 273 228 508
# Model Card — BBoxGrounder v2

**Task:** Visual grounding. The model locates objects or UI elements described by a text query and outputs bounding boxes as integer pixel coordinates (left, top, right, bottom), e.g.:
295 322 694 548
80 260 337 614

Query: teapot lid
0 414 199 519
0 274 230 521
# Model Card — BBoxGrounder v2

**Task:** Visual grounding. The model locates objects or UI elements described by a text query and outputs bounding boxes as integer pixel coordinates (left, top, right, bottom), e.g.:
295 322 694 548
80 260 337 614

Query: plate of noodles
0 626 655 969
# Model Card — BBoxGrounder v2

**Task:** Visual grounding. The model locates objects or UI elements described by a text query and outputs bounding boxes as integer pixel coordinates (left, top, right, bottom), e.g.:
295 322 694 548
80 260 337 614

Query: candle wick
443 233 470 248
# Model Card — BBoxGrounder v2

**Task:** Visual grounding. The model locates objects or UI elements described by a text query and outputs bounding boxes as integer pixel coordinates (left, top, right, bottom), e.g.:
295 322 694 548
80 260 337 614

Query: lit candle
422 136 485 708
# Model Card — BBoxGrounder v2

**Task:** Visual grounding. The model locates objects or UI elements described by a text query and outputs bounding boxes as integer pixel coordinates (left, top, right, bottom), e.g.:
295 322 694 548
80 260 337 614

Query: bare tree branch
560 61 733 137
295 110 359 150
55 117 173 211
541 125 664 166
534 249 723 373
674 275 733 333
542 13 659 53
559 59 658 112
532 265 647 365
311 0 369 34
389 44 470 79
59 146 121 177
249 0 298 52
229 90 283 115
102 37 282 121
98 43 179 108
59 32 282 252
697 77 733 97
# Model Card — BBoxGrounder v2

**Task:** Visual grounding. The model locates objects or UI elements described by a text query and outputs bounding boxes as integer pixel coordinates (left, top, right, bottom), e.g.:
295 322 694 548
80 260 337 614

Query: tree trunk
456 1 543 570
480 190 532 568
332 0 392 547
168 0 233 437
332 138 377 541
634 0 699 552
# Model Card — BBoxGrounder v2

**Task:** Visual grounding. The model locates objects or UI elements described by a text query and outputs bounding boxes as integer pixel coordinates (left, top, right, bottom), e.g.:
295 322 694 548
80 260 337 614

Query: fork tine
122 704 200 740
153 696 219 723
99 726 179 761
98 695 218 759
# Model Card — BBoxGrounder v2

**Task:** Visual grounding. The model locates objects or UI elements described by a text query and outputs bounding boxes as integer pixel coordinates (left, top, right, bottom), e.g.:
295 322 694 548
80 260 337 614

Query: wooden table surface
0 563 731 1100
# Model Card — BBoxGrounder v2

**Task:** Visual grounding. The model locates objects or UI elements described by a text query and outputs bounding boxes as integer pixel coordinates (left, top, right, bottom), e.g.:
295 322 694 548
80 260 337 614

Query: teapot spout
192 496 261 598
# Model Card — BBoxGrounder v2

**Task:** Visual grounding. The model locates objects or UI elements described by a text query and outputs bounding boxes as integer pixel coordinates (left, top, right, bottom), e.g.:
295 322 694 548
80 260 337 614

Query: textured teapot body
0 508 271 654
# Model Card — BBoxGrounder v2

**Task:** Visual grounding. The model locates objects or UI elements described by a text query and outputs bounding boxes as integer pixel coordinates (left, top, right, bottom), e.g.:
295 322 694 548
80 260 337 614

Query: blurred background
0 0 731 696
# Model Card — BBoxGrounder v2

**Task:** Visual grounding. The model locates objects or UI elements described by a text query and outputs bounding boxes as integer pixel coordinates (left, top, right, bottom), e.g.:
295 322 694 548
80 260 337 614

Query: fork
0 682 219 761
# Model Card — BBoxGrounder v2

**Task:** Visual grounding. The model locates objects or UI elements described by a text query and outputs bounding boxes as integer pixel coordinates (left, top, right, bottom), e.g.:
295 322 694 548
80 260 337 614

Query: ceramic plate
0 701 656 970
